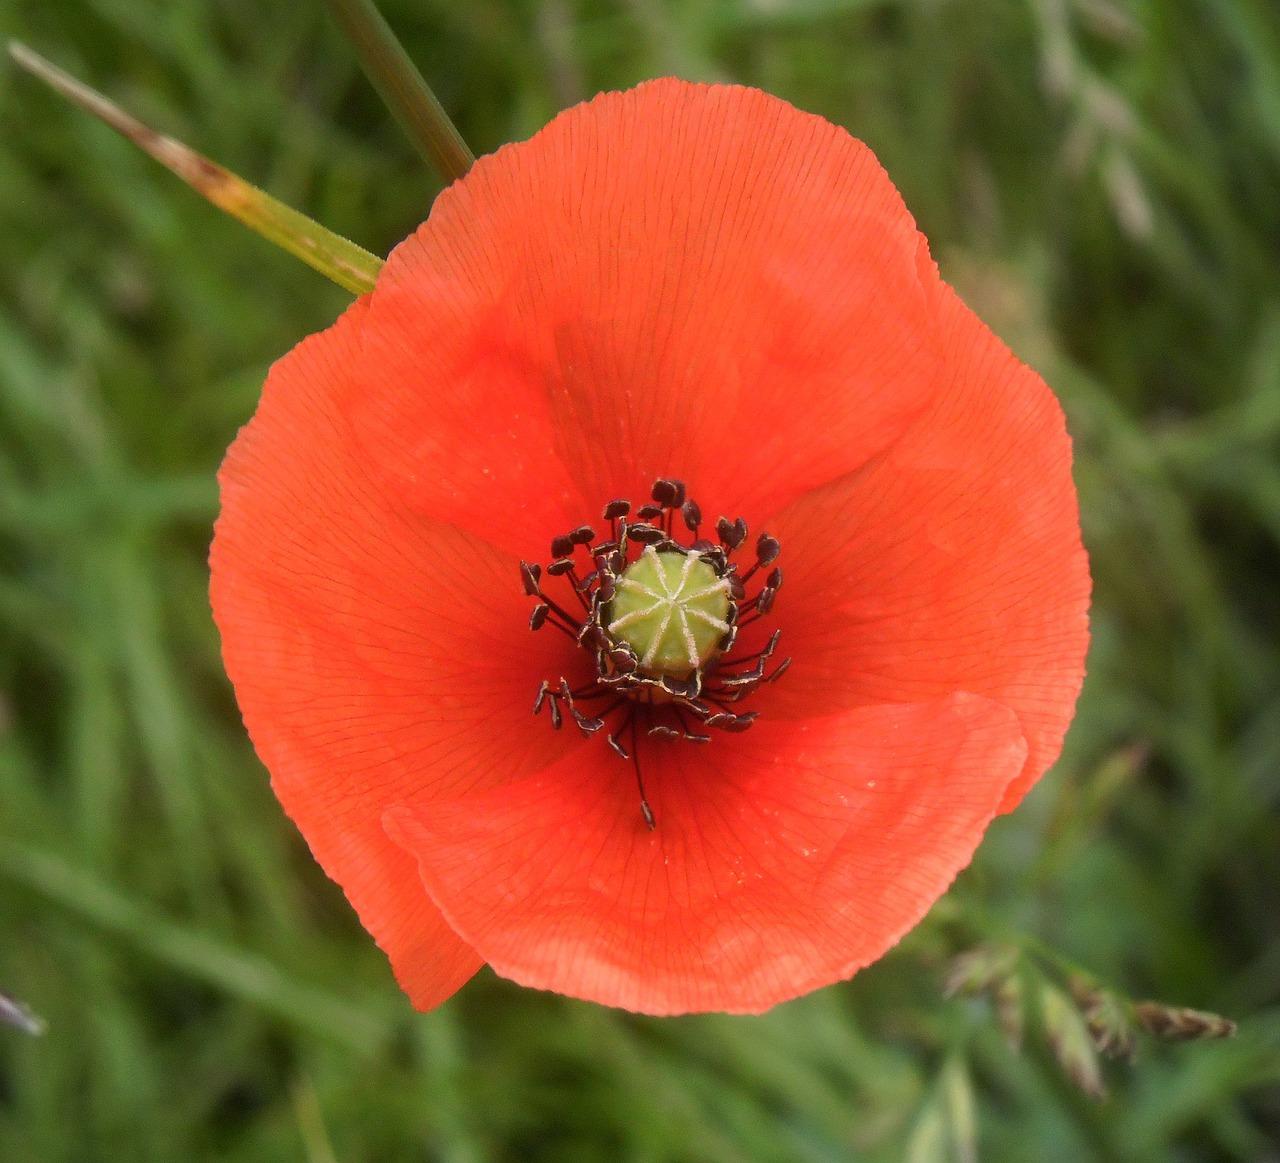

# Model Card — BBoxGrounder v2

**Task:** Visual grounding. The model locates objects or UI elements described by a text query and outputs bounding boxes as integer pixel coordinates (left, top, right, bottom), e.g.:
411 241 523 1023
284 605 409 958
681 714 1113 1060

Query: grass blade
0 990 46 1036
7 41 383 295
324 0 475 183
0 840 393 1053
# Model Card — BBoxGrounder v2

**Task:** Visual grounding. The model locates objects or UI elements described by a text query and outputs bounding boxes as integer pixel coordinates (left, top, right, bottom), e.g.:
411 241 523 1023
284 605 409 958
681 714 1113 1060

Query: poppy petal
384 693 1026 1015
759 274 1090 811
341 78 941 553
211 299 592 1009
344 285 586 560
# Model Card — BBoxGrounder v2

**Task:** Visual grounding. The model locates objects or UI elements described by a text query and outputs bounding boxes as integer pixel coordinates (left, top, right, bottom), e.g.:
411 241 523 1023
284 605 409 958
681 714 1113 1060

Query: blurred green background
2 0 1279 1159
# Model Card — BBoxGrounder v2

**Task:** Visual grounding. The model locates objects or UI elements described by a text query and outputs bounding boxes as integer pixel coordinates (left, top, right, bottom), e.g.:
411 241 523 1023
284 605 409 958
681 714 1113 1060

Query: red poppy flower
209 78 1089 1015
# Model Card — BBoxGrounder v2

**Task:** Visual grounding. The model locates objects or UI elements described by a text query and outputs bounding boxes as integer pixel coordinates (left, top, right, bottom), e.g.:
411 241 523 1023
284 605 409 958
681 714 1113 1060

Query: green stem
324 0 475 183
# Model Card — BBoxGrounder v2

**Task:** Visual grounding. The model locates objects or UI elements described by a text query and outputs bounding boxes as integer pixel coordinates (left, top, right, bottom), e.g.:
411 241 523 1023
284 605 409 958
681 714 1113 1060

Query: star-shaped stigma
606 546 732 675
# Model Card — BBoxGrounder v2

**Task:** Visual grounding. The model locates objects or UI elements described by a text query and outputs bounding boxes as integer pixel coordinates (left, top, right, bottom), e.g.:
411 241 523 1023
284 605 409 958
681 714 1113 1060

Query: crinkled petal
343 78 941 555
211 299 591 1009
384 693 1027 1015
758 275 1090 810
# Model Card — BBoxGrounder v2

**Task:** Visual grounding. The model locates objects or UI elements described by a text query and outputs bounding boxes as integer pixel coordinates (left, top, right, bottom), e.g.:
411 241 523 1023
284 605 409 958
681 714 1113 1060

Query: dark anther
756 534 781 566
757 587 777 615
530 604 550 631
651 478 685 508
681 499 701 532
571 710 606 733
655 675 689 700
767 566 783 591
597 575 616 602
704 711 757 732
519 561 542 596
609 648 638 674
569 525 595 545
636 504 663 522
546 557 575 576
767 657 792 681
717 632 781 686
627 524 665 545
550 534 574 558
648 725 680 740
603 499 630 521
716 516 748 550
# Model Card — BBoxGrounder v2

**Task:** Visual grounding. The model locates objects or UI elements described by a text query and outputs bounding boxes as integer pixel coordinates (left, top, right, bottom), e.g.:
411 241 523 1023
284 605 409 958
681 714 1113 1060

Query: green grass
2 0 1279 1158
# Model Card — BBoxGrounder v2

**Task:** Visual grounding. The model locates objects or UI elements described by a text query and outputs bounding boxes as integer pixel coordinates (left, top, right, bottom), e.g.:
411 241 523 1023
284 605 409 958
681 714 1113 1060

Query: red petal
384 694 1026 1015
342 79 939 550
760 275 1090 811
342 286 585 559
211 299 591 1009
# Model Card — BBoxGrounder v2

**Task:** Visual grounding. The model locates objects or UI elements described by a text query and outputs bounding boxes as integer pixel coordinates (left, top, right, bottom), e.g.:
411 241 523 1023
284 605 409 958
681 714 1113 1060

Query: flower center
519 478 790 829
607 548 730 676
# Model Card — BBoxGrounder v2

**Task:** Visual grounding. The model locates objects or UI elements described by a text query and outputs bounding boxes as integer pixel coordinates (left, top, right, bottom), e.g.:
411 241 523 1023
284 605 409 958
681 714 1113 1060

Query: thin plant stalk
7 41 383 296
324 0 474 183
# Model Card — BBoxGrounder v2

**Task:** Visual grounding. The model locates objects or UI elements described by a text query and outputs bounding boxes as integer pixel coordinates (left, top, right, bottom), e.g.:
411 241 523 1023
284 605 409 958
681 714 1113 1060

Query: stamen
630 711 656 830
520 479 790 828
756 533 781 566
627 523 665 545
519 561 542 595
